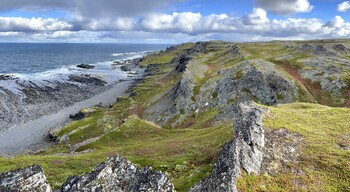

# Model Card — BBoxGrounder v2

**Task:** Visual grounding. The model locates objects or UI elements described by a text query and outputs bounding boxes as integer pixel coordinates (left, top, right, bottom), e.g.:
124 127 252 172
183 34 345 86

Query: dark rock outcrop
0 74 18 81
191 101 266 192
332 44 349 53
69 74 106 86
69 111 86 120
0 155 175 192
0 165 52 192
299 44 336 56
60 155 175 192
174 55 190 73
77 64 95 69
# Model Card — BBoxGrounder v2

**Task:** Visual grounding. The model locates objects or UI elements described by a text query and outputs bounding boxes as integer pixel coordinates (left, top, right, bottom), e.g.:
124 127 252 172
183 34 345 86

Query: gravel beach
0 80 134 154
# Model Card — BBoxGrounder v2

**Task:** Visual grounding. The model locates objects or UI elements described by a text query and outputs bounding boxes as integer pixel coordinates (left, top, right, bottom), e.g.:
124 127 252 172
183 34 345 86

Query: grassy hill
1 40 349 191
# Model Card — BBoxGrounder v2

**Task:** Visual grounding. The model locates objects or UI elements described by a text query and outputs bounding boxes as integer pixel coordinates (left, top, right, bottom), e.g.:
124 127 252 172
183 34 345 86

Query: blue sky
0 0 349 43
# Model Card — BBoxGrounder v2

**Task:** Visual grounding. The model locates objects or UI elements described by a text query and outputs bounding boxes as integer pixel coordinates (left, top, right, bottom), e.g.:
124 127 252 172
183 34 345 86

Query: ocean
0 43 170 79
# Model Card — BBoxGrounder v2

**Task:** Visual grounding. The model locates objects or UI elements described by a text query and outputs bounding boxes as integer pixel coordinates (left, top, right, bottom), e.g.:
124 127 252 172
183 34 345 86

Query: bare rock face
191 101 266 192
60 155 175 192
0 165 52 192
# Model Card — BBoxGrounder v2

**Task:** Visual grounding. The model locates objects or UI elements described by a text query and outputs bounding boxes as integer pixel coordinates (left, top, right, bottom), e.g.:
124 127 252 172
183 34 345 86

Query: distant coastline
0 45 163 154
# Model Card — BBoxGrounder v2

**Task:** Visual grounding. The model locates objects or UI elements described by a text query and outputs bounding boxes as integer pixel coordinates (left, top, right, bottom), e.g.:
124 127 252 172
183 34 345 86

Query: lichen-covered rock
60 155 175 192
191 101 266 192
0 165 52 192
262 128 303 176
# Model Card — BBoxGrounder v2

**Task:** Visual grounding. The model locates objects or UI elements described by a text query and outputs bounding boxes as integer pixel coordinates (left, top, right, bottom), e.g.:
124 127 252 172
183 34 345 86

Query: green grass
140 43 196 66
233 70 244 80
1 41 350 192
140 53 177 66
0 116 232 191
237 102 350 191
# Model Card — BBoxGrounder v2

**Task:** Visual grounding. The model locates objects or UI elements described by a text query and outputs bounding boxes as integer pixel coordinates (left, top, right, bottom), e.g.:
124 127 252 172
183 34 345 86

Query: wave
1 51 154 83
111 51 155 60
7 66 74 80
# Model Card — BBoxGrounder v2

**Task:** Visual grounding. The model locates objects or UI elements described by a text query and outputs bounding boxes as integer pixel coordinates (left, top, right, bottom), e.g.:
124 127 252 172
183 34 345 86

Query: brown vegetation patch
129 103 143 118
134 147 156 157
176 118 195 129
341 90 350 107
274 60 331 105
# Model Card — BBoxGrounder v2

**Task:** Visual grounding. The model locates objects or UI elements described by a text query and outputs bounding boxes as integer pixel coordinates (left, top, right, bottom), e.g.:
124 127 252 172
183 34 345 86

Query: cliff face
145 43 299 127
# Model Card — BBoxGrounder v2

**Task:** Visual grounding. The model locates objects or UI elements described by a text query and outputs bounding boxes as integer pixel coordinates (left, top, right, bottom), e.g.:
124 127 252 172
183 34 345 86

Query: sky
0 0 349 43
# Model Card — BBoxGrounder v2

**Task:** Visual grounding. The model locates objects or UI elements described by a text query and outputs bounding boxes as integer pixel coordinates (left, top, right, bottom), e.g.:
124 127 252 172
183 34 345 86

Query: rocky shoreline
0 58 143 154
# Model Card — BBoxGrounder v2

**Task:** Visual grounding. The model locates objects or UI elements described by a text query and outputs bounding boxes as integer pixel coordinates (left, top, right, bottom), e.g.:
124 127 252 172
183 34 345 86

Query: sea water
0 43 169 79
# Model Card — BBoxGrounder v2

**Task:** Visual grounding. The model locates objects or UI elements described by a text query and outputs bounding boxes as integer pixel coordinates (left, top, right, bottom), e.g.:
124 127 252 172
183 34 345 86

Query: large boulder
60 155 175 192
0 165 52 192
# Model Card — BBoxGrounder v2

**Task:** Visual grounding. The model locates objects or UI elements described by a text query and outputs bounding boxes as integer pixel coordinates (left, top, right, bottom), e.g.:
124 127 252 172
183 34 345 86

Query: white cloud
0 9 349 42
338 1 350 12
139 12 235 33
255 0 313 15
82 18 135 31
242 8 269 25
324 16 350 37
326 16 345 28
0 0 183 18
0 17 72 31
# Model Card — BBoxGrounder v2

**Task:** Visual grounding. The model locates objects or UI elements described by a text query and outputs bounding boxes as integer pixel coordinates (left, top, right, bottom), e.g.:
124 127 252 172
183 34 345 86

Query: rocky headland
0 40 349 191
0 58 144 154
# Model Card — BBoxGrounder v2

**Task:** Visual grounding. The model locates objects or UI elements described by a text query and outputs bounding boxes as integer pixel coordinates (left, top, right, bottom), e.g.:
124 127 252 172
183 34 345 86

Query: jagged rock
299 44 336 56
120 65 131 71
166 45 177 52
332 44 349 53
0 165 52 192
191 101 266 192
0 74 17 81
216 60 297 106
189 42 207 53
60 155 175 192
69 74 107 86
48 132 59 142
77 64 95 69
171 55 191 73
69 111 86 120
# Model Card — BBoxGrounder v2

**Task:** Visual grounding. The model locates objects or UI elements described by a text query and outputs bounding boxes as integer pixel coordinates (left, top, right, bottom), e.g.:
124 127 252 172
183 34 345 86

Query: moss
212 92 218 99
342 76 350 87
180 109 185 115
276 93 284 100
191 96 196 102
233 70 244 80
193 85 201 96
327 75 337 81
315 71 325 76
